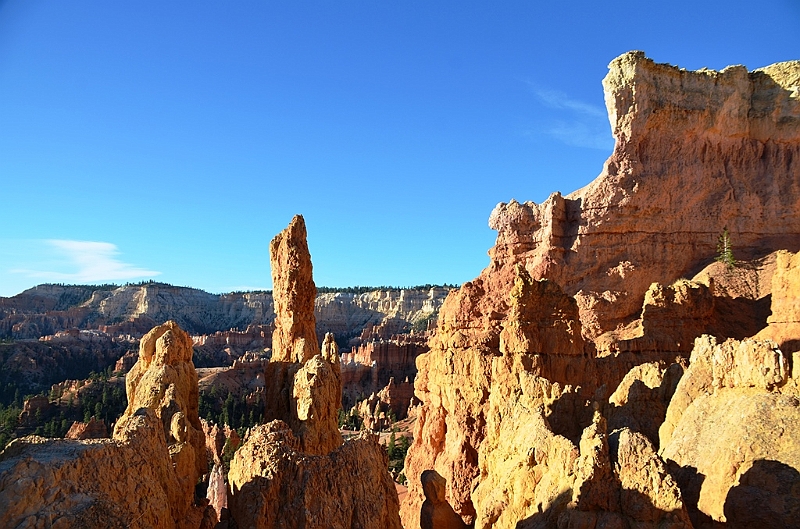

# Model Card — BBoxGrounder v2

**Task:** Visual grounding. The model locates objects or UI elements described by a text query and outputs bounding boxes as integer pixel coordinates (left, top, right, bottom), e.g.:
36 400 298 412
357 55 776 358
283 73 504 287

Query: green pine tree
715 227 736 271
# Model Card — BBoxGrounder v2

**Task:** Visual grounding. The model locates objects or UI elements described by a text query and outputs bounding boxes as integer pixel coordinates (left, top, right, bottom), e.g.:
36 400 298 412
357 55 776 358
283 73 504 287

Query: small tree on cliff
715 227 736 271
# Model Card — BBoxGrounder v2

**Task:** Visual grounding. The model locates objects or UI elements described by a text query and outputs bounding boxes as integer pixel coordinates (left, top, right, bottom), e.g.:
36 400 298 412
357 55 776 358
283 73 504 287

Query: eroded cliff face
490 51 800 338
402 52 800 529
0 321 208 529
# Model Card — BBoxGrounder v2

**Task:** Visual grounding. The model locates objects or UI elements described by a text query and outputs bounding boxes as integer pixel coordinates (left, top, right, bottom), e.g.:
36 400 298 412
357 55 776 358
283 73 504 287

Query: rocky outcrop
115 321 208 506
291 333 343 455
489 52 800 338
228 422 401 529
0 321 209 528
263 216 343 455
402 52 800 529
65 416 109 439
340 333 427 411
315 288 446 344
420 470 468 529
755 250 800 363
402 265 598 527
270 215 319 364
357 377 416 431
227 215 401 528
659 335 800 526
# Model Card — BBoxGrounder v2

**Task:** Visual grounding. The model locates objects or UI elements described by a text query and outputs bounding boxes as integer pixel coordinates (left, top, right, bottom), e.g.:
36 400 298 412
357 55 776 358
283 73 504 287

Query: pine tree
715 227 736 271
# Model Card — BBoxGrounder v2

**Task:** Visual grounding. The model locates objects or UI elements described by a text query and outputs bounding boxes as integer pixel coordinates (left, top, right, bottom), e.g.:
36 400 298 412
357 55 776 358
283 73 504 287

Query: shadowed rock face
0 320 208 529
420 470 468 529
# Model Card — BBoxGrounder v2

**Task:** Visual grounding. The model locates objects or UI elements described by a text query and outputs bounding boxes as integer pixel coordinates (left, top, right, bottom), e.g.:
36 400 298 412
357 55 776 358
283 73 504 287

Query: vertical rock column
269 214 319 363
264 214 342 454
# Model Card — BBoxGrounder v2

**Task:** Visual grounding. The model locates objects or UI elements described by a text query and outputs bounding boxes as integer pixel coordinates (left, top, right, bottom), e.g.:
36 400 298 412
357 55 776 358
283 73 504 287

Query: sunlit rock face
401 52 800 529
489 52 800 338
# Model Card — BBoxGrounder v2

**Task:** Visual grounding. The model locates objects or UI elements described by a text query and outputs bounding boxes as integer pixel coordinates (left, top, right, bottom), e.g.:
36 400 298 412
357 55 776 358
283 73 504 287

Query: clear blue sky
1 1 798 296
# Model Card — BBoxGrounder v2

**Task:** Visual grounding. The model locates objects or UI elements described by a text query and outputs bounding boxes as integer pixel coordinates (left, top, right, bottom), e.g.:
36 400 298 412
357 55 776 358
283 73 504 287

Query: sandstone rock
206 462 227 524
489 53 800 338
659 335 800 526
357 377 416 431
614 428 691 526
340 333 427 413
115 321 207 509
0 321 209 528
403 51 800 528
755 251 800 367
292 336 343 455
227 216 400 527
270 215 319 364
403 264 596 528
227 421 402 529
420 470 469 529
65 416 109 440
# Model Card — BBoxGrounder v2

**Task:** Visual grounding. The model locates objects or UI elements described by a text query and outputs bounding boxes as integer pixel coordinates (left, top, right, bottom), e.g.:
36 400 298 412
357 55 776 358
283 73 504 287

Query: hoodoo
227 215 402 529
0 321 210 528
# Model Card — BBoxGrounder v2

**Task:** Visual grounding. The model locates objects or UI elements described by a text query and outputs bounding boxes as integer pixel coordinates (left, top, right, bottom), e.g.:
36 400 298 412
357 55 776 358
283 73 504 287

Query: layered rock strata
0 321 209 528
489 52 800 338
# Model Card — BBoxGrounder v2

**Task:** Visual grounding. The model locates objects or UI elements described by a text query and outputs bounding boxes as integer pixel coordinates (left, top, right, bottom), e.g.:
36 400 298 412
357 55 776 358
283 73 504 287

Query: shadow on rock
723 459 800 529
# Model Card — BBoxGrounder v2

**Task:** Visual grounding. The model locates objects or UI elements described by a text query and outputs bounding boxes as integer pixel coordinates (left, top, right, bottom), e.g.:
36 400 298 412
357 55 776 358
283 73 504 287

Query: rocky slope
401 52 800 528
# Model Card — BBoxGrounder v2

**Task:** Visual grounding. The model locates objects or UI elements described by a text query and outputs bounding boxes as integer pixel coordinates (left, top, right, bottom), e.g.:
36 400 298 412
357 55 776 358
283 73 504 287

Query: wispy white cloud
529 85 607 118
540 121 613 150
525 81 613 150
10 240 160 283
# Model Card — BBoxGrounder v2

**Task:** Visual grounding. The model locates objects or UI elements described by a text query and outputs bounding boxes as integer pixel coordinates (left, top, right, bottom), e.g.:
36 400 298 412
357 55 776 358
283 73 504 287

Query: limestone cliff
0 321 209 528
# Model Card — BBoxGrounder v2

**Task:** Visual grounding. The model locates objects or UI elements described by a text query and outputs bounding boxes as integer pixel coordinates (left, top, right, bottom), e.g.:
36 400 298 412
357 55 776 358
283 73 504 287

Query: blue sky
1 1 798 296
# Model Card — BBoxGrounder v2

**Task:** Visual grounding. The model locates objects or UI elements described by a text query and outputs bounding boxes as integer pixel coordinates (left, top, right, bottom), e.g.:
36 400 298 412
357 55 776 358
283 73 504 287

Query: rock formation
401 52 800 529
0 321 209 528
227 215 401 528
488 51 800 338
420 470 468 529
65 416 109 439
659 335 800 526
270 215 319 364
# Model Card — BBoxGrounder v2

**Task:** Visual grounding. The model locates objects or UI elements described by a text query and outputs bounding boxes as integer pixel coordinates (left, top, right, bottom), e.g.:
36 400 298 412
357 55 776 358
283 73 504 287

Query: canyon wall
1 283 448 341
